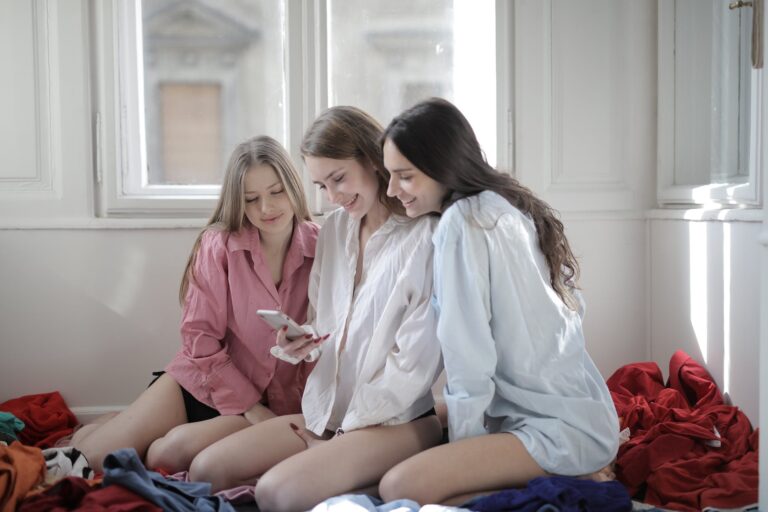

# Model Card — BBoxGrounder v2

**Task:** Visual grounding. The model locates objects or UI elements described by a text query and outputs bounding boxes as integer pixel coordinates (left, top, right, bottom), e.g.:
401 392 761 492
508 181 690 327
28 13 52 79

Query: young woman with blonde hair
73 135 319 473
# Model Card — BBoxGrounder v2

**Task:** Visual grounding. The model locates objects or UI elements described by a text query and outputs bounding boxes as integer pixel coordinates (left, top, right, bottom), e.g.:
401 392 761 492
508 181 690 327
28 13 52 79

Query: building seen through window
138 0 494 194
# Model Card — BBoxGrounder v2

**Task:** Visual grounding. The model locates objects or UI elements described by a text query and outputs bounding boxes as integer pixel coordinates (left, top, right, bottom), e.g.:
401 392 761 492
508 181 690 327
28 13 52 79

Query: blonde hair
179 136 311 303
300 106 404 216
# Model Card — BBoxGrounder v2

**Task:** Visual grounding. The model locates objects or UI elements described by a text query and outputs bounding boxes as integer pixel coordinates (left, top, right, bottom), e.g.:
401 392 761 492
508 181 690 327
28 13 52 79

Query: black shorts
415 407 437 421
149 371 220 423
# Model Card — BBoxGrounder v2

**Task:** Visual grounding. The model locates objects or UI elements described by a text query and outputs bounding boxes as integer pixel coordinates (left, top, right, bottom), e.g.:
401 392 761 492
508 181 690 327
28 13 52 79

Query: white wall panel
0 0 92 218
650 219 761 424
514 0 655 212
0 229 198 411
0 1 52 186
566 217 649 376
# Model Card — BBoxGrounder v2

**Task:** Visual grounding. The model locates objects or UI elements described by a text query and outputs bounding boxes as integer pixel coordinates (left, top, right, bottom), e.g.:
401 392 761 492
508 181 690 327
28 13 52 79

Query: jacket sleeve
434 222 497 440
178 231 262 415
341 237 443 431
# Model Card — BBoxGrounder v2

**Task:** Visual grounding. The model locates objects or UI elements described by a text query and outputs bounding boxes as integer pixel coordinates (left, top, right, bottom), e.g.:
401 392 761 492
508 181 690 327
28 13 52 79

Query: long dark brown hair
179 135 312 303
383 97 580 308
300 106 404 216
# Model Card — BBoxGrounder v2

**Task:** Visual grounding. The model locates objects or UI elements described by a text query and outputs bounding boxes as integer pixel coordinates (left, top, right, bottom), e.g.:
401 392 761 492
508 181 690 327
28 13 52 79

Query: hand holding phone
256 309 310 339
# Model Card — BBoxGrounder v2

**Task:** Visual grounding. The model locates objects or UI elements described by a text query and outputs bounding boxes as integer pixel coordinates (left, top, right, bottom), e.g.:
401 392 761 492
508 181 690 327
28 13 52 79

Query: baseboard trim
70 406 126 424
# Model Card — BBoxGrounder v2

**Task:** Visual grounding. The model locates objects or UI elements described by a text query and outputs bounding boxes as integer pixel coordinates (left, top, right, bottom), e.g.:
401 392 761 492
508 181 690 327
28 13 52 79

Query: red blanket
0 392 78 449
607 350 758 511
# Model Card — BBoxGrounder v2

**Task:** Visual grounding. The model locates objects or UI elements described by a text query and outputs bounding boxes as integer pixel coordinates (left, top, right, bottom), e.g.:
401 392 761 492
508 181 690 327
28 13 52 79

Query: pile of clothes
608 350 759 511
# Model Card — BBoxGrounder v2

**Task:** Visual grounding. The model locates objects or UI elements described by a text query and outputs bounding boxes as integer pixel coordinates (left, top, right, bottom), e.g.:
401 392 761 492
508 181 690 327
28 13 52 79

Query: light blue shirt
432 191 619 475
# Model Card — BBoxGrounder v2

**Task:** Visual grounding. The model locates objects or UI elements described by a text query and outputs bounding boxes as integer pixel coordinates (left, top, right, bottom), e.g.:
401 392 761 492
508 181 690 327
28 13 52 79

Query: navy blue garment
464 476 632 512
102 448 235 512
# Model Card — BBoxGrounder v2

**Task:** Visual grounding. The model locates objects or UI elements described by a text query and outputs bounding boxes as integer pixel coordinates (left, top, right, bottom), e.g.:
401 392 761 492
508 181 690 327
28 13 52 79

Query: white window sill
0 212 330 230
647 207 764 222
0 218 208 230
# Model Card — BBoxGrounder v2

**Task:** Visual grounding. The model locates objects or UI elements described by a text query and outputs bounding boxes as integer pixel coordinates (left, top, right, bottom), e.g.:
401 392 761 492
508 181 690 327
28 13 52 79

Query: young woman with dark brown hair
379 98 619 505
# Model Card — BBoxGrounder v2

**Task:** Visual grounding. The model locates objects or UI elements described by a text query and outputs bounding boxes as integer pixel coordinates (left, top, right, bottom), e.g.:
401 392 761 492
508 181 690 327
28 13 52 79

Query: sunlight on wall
689 221 708 362
105 248 148 318
722 222 731 396
452 0 496 166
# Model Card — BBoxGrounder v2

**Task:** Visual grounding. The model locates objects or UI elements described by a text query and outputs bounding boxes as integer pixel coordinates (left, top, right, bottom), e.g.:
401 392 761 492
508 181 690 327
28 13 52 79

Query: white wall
568 218 650 371
513 0 656 379
649 217 762 423
0 228 198 417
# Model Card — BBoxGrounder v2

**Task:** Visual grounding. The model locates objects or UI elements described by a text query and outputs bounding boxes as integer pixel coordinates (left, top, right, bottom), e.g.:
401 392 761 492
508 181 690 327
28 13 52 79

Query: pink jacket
166 221 319 416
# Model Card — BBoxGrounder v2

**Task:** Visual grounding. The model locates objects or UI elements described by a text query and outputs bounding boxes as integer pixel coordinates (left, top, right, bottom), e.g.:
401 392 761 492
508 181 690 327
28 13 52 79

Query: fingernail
322 334 330 340
281 326 288 332
303 334 312 338
289 423 299 431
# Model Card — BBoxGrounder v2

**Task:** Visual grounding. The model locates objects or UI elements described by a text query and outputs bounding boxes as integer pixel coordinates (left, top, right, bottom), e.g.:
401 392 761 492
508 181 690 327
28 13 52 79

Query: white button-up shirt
301 208 442 435
433 191 619 475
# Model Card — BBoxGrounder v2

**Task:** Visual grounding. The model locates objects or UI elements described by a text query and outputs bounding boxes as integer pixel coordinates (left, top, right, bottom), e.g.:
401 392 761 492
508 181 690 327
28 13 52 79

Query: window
94 0 504 217
657 0 763 207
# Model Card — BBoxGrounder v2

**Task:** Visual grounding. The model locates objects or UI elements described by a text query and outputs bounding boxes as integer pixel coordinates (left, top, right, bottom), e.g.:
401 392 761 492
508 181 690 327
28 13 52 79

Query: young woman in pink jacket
73 136 319 473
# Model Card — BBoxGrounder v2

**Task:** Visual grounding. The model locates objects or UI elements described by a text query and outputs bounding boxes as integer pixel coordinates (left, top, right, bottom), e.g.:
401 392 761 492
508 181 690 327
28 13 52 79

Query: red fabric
0 392 78 448
607 350 758 511
17 476 161 512
16 476 95 511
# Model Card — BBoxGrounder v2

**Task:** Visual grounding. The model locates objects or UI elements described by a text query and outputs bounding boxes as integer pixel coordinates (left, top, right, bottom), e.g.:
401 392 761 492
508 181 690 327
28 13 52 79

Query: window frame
93 0 512 217
657 0 763 208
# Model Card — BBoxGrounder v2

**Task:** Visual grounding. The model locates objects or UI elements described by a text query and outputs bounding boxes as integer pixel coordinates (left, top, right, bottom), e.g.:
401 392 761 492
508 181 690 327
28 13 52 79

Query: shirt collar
343 210 409 261
226 220 316 260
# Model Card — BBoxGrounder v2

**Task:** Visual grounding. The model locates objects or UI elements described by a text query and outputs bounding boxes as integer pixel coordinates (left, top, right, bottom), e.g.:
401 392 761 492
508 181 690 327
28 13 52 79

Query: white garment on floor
42 446 94 484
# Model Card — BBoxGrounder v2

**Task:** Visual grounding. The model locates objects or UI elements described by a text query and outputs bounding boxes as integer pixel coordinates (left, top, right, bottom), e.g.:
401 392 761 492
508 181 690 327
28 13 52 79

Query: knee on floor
379 464 430 504
187 448 232 492
145 426 197 473
254 470 307 512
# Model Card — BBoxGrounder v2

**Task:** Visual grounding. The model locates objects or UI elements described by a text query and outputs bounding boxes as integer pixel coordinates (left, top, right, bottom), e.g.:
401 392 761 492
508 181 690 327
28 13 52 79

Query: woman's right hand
276 326 329 361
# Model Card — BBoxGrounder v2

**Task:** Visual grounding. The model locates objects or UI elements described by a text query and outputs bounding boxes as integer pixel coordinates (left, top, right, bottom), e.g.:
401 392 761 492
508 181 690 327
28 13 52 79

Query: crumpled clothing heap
607 350 758 511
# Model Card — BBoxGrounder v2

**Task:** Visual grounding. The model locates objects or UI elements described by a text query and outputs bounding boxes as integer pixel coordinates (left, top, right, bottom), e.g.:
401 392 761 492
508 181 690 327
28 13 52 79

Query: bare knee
379 461 431 504
188 448 235 493
75 440 110 474
71 411 118 447
145 424 197 473
255 469 308 512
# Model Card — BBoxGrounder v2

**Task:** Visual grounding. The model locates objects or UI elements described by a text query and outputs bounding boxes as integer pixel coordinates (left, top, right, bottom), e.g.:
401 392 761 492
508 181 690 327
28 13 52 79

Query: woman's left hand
276 326 329 361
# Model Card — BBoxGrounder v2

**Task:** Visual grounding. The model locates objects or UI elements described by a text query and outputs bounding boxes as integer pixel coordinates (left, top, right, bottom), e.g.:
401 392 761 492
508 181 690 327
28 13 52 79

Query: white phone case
256 309 309 338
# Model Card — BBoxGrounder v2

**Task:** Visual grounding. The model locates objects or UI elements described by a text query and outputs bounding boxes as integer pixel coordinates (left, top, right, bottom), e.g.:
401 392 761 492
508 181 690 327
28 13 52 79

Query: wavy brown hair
300 106 404 216
382 97 580 309
179 135 312 303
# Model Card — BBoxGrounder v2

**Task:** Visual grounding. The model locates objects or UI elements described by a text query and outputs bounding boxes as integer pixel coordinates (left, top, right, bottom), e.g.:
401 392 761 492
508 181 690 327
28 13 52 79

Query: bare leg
145 414 253 473
255 415 443 512
582 463 616 482
74 374 187 472
379 432 546 505
68 411 119 447
188 413 307 491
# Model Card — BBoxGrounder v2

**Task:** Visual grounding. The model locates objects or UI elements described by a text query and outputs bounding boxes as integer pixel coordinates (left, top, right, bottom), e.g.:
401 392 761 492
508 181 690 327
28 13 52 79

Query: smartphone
256 309 308 338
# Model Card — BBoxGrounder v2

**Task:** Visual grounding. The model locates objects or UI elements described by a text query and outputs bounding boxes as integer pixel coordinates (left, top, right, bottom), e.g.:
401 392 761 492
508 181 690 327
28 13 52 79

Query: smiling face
305 156 380 220
243 163 295 237
383 138 448 217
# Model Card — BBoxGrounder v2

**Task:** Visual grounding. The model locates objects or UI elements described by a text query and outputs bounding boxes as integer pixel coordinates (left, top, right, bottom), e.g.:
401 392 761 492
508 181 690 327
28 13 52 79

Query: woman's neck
259 223 294 258
361 200 390 235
